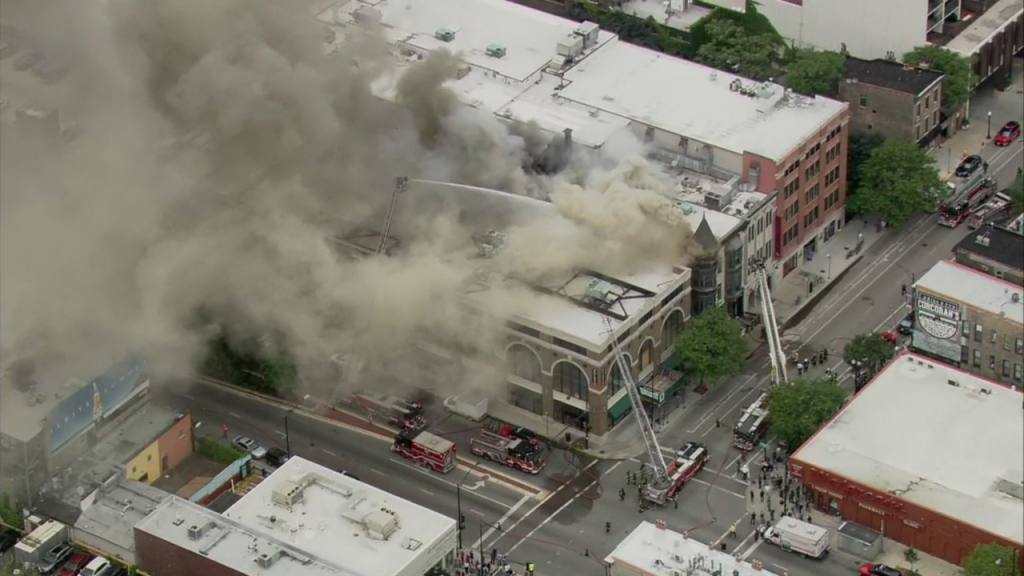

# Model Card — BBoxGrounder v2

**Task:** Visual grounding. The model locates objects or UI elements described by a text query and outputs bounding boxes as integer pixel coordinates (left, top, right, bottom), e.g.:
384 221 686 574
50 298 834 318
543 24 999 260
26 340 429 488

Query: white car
233 435 267 459
80 557 111 576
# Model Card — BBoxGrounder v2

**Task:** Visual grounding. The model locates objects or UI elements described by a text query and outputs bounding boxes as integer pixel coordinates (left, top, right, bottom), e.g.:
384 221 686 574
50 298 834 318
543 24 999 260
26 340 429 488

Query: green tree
1009 171 1024 219
847 139 944 226
695 18 785 81
690 0 781 51
202 333 299 395
843 332 896 374
0 494 23 531
904 547 921 575
847 132 886 196
785 48 845 96
674 306 749 388
962 543 1021 576
766 378 847 452
903 45 975 112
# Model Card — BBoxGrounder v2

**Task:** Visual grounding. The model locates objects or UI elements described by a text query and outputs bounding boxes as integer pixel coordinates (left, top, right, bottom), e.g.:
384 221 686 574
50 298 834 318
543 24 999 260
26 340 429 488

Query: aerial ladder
376 176 409 255
603 318 671 502
750 258 788 386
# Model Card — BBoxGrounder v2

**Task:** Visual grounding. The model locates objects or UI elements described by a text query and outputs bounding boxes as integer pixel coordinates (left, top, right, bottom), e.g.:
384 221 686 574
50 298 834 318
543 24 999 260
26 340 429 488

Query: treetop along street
846 139 946 227
902 45 976 113
961 543 1022 576
843 332 897 374
674 305 749 389
784 48 845 97
765 377 847 453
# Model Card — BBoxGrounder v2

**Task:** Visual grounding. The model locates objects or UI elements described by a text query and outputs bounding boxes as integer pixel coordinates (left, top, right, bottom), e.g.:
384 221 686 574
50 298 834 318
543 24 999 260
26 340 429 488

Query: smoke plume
0 0 695 400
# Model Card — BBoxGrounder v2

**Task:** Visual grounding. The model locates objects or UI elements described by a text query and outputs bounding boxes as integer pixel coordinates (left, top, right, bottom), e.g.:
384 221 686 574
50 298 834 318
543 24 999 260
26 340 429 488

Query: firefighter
618 488 625 501
605 521 611 533
626 471 633 486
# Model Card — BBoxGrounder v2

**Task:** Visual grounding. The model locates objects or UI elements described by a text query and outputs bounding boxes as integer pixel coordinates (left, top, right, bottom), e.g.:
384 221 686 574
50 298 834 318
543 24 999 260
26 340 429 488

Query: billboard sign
912 293 963 364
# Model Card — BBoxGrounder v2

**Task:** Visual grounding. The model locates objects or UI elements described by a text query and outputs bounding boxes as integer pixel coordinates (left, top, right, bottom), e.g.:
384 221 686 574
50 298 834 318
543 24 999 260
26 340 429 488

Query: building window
917 102 921 116
507 344 542 382
132 466 137 474
859 95 868 107
962 320 970 336
147 454 153 462
989 355 996 370
553 337 588 356
960 346 970 364
638 340 655 372
1017 338 1023 355
991 330 998 344
973 349 981 367
1005 334 1013 351
553 361 588 402
974 324 983 342
662 309 685 346
1003 360 1011 377
609 360 628 396
1016 363 1023 381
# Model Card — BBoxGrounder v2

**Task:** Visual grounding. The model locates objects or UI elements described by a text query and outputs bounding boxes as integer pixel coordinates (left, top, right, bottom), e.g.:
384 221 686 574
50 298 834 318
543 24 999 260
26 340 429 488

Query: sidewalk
872 538 962 576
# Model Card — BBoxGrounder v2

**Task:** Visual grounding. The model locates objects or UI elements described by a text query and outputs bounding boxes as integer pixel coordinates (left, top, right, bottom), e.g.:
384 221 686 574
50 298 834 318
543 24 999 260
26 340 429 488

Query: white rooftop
915 260 1024 325
945 0 1024 56
671 173 769 239
605 521 782 576
74 477 170 563
556 40 847 162
793 353 1024 544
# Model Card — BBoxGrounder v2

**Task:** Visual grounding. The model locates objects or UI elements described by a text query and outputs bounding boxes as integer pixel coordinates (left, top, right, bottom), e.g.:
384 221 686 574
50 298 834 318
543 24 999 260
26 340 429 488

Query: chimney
563 128 573 150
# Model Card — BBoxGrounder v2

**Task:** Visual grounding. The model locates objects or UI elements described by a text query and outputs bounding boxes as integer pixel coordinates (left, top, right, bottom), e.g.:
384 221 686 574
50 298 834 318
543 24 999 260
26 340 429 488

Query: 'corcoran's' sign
916 293 961 340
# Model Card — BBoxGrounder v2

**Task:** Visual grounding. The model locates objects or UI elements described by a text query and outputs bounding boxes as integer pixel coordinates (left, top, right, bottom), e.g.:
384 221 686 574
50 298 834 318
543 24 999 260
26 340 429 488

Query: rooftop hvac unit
486 44 507 58
585 279 615 303
556 34 583 60
435 28 456 42
575 21 600 47
1012 293 1021 303
187 522 213 541
255 547 283 568
271 480 305 508
352 6 382 25
364 508 401 540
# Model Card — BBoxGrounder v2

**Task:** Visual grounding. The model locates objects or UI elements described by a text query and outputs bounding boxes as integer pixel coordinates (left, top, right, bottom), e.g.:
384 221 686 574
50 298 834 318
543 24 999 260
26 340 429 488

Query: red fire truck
654 442 709 503
732 392 769 451
967 191 1012 229
938 171 996 227
343 391 426 430
392 429 457 473
470 430 547 474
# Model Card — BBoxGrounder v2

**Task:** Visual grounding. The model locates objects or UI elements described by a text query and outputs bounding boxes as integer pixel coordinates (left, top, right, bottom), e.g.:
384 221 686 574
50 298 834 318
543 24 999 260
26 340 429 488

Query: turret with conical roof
694 214 719 255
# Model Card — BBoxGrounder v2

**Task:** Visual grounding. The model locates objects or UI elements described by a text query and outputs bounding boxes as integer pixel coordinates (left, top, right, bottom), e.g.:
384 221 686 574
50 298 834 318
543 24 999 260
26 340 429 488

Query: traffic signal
459 514 466 531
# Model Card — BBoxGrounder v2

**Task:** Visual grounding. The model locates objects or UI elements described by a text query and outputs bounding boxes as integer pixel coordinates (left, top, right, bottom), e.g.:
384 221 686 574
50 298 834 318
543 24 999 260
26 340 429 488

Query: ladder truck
603 318 678 507
343 391 427 430
938 171 996 227
750 258 788 386
655 441 710 504
967 191 1012 229
470 430 547 474
732 393 770 451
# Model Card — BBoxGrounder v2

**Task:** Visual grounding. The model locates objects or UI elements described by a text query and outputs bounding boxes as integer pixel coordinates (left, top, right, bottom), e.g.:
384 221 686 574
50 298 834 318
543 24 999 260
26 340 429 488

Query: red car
881 331 897 345
994 120 1021 146
57 552 94 576
861 563 902 576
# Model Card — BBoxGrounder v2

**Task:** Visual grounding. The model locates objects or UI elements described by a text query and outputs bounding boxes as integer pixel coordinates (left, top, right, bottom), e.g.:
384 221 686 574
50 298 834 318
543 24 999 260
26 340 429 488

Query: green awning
607 394 633 423
662 351 682 371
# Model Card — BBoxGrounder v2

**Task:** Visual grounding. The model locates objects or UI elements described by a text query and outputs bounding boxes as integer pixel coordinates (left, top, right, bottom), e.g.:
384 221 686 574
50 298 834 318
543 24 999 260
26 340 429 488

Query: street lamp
826 253 832 280
283 412 292 457
456 469 472 549
987 111 993 139
478 520 503 576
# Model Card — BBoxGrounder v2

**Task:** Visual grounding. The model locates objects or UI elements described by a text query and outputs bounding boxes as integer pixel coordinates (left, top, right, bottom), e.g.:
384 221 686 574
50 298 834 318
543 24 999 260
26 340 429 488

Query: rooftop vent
364 508 401 540
585 279 615 304
255 547 283 569
352 6 383 25
994 475 1024 501
975 234 991 246
574 21 600 48
271 480 305 508
187 521 214 541
486 44 507 59
435 28 456 42
1013 293 1021 303
947 379 959 387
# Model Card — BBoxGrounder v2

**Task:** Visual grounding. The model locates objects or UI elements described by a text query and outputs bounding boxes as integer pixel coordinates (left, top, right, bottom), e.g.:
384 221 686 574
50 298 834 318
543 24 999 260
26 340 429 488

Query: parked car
955 154 984 178
880 331 897 345
994 120 1021 146
265 447 290 467
499 425 540 446
13 50 43 71
861 564 903 576
233 436 267 459
79 556 111 576
57 552 94 576
0 528 19 555
897 312 914 335
338 469 361 481
96 565 127 576
39 542 74 574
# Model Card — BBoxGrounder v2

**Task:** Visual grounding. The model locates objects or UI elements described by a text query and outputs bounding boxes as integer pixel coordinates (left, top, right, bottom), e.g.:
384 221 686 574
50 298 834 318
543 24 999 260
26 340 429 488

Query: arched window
507 344 542 382
608 356 630 396
553 361 588 402
662 309 685 346
638 339 655 372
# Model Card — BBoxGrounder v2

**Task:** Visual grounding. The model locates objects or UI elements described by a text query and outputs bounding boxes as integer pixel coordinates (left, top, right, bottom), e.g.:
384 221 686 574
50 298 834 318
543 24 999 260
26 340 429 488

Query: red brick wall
135 529 247 576
156 412 194 474
791 461 1024 569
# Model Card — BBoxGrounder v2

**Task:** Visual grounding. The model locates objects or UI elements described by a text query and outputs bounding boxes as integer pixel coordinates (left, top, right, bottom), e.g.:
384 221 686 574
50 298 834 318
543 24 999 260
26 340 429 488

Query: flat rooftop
672 172 769 239
946 0 1024 56
74 476 170 561
915 260 1024 325
605 520 781 576
954 224 1024 273
794 353 1024 544
556 40 848 162
218 457 454 576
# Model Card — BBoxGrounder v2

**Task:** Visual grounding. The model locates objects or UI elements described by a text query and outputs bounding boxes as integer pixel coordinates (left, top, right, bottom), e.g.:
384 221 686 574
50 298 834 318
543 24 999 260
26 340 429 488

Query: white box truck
443 391 488 421
762 517 829 559
13 519 69 567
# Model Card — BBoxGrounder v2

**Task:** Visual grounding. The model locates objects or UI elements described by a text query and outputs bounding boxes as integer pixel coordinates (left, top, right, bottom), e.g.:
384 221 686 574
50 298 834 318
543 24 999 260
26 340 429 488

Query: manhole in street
921 243 928 247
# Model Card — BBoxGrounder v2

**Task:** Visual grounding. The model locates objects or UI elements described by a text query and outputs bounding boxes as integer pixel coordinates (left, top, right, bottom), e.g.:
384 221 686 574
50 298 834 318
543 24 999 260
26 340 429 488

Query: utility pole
284 413 292 457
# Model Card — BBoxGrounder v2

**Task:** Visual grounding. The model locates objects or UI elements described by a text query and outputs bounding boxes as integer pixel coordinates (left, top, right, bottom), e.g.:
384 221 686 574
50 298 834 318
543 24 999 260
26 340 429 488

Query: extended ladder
750 258 788 385
376 176 409 255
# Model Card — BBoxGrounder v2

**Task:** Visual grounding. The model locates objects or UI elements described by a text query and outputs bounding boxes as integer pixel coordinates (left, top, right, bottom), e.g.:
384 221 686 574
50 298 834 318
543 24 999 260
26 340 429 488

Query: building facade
839 58 945 144
124 412 194 485
953 224 1024 286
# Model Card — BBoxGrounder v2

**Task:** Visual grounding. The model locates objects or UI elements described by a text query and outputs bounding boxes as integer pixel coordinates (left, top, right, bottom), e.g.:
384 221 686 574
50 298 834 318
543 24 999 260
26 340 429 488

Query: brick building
839 57 945 145
953 224 1024 286
911 260 1024 384
791 353 1024 569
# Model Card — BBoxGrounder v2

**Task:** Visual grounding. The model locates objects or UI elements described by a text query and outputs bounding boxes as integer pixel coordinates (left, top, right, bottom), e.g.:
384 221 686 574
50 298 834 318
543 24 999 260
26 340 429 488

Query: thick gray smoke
0 0 695 399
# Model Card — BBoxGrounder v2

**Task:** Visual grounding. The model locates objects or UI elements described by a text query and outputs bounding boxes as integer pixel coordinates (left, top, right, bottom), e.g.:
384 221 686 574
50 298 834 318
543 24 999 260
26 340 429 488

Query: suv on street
233 436 267 459
897 313 914 335
265 447 290 467
39 542 74 574
955 155 984 178
994 120 1021 146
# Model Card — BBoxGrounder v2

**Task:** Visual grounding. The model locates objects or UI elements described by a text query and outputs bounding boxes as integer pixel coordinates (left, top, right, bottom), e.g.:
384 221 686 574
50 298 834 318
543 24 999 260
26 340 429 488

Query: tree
962 543 1021 576
785 49 845 96
904 547 921 575
847 132 886 198
846 139 944 226
1009 171 1024 219
695 18 785 81
903 45 975 112
202 333 299 395
0 494 23 531
766 378 848 452
674 306 749 388
843 332 896 374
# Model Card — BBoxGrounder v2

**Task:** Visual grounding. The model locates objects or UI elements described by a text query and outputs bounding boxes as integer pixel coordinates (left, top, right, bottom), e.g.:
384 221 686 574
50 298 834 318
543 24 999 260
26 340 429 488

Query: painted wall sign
916 293 961 339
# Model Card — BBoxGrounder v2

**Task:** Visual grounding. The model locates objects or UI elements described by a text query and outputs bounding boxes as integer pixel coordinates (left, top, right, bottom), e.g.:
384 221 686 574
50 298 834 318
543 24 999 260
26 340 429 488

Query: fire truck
470 430 547 474
732 392 769 451
938 170 996 227
392 429 457 473
645 441 709 505
343 391 426 430
967 191 1012 229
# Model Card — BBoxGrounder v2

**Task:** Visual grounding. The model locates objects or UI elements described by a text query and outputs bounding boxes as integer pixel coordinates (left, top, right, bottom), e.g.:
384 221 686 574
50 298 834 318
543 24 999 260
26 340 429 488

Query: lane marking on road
688 373 759 435
710 511 750 549
420 488 435 496
388 458 517 510
687 477 745 499
471 494 532 551
370 468 384 475
503 461 622 556
740 539 764 560
229 412 241 419
322 449 337 457
274 430 286 438
469 508 484 517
